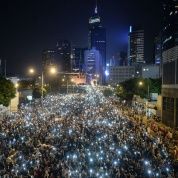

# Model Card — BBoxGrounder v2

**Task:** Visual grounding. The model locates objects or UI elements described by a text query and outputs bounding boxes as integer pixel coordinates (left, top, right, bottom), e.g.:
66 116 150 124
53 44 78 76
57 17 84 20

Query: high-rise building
109 56 119 67
161 0 178 128
84 48 102 84
42 50 56 72
88 2 106 83
117 51 128 66
56 40 71 72
72 47 86 72
128 26 145 65
154 33 162 65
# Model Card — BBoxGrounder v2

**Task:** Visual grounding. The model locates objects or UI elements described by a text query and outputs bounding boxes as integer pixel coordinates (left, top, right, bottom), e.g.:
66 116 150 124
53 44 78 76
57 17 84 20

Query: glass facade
162 0 178 51
88 11 106 83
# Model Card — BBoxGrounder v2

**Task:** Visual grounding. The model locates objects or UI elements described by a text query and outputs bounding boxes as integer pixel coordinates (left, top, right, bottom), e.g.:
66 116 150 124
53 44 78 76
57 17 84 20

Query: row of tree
0 76 16 106
115 78 162 100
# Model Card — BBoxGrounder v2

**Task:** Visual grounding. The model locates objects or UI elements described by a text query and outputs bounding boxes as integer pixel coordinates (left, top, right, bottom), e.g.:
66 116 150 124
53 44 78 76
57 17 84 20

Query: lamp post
28 66 57 100
138 80 150 119
138 81 150 99
62 78 70 94
71 78 75 93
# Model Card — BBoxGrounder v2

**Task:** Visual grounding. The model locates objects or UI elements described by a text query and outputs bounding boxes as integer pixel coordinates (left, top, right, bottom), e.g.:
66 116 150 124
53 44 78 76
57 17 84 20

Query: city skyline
0 0 163 75
0 1 178 176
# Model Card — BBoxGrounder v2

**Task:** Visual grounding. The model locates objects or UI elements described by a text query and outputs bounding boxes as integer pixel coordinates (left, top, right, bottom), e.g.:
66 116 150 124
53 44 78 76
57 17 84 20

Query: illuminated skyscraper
84 47 102 84
128 26 145 65
154 34 162 65
88 2 106 83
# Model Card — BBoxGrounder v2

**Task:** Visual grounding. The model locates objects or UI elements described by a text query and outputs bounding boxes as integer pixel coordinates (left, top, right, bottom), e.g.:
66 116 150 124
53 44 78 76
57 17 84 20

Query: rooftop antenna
95 0 98 14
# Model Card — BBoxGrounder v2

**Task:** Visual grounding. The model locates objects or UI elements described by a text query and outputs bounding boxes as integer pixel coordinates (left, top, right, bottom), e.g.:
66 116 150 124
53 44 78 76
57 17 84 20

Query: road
0 86 175 177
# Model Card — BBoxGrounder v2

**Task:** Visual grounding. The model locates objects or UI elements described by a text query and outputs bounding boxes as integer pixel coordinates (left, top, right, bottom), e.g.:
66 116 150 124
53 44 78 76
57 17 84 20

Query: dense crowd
0 86 175 177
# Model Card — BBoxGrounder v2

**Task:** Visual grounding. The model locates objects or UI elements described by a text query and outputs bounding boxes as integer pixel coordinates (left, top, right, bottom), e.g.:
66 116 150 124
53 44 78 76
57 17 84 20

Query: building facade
154 34 162 65
72 48 86 72
42 50 56 72
88 4 106 83
56 40 71 72
142 64 161 79
128 26 145 65
108 66 135 85
161 0 178 128
84 48 102 84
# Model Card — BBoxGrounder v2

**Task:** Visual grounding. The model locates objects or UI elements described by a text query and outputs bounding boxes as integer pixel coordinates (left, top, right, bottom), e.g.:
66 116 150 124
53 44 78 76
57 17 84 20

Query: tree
114 78 162 101
0 76 16 106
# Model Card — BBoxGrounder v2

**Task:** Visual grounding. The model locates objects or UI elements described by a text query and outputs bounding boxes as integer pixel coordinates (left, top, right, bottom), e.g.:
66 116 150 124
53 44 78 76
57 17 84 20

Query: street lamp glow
29 68 35 74
49 67 57 75
139 81 143 86
15 83 19 88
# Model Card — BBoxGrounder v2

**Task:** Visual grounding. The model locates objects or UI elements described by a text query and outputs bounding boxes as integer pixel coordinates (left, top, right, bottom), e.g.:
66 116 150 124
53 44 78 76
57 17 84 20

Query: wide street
0 86 175 177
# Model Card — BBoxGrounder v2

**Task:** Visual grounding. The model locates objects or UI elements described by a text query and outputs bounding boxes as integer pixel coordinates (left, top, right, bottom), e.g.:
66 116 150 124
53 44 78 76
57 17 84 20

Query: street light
15 83 19 89
138 80 150 99
28 66 57 100
71 78 75 93
138 81 143 87
29 68 35 74
49 67 57 75
138 80 150 119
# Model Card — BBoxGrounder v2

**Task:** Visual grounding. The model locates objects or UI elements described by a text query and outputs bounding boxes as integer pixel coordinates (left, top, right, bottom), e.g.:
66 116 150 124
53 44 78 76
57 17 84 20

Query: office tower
84 48 102 84
72 47 86 72
88 2 106 83
154 34 162 65
42 50 55 72
109 56 118 67
161 0 178 128
119 51 127 66
56 40 71 72
128 26 145 65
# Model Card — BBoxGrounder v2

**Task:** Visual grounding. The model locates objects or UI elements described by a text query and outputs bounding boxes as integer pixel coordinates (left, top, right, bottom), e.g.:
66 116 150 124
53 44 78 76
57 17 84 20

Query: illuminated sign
130 26 132 33
89 17 100 24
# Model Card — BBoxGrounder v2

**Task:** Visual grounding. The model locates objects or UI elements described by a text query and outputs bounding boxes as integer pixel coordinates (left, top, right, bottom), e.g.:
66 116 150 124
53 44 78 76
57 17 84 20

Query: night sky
0 0 163 75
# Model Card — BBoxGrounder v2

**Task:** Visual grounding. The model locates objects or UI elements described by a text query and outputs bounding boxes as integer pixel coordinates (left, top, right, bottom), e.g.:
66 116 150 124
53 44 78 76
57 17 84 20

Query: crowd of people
0 86 176 177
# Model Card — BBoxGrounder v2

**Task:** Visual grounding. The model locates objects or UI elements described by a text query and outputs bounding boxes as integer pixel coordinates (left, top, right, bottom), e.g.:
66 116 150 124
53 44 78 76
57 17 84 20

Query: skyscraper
128 26 145 65
84 47 102 84
154 33 162 65
72 47 86 72
161 0 178 128
56 40 71 72
88 2 106 83
42 50 56 72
